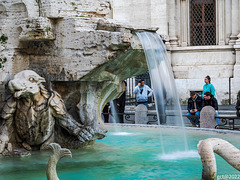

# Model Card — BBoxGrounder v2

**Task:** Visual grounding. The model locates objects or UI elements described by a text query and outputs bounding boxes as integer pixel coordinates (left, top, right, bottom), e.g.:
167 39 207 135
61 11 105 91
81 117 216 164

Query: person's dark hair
204 92 211 96
190 91 196 97
138 79 144 83
237 90 240 100
205 75 211 83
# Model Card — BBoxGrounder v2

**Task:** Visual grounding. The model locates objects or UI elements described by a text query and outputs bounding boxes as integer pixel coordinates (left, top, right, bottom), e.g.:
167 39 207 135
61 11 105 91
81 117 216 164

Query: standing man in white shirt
133 79 153 108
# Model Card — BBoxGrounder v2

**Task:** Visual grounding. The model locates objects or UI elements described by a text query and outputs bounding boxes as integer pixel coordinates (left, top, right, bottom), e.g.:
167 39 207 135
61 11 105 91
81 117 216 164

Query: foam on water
157 150 200 161
110 132 142 136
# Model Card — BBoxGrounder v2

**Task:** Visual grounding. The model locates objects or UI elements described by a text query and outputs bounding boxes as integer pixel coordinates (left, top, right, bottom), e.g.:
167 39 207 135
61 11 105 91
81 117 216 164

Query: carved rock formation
0 0 156 111
0 70 106 156
0 0 158 156
197 138 240 180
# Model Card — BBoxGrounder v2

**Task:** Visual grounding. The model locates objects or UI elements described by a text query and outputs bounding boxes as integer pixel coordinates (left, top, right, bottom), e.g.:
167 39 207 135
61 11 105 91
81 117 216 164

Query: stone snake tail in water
47 143 72 180
197 138 240 180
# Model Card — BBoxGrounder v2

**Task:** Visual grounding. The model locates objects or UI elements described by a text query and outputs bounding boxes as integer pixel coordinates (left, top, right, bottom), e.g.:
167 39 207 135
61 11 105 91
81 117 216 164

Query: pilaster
229 0 239 46
217 0 226 46
225 0 232 44
233 33 240 78
168 0 178 47
180 0 189 47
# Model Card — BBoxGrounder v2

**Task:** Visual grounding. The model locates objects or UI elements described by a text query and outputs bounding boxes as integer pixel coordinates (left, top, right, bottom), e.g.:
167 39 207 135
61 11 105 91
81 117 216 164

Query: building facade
111 0 240 105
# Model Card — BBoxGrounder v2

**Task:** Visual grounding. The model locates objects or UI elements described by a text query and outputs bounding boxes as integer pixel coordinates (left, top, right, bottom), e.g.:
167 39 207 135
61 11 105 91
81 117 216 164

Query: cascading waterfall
136 32 188 152
109 100 120 130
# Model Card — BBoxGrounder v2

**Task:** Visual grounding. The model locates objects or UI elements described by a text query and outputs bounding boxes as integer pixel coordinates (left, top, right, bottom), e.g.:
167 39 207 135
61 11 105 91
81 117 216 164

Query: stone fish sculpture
197 138 240 180
0 70 106 156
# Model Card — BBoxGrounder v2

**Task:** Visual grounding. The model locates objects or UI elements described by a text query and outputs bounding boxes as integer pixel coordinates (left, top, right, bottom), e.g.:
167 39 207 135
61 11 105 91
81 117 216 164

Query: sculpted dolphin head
8 70 46 99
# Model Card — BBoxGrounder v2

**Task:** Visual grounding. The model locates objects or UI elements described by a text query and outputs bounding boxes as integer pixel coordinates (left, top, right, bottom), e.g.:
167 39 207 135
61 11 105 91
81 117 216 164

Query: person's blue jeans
237 110 240 117
136 102 148 108
187 111 200 124
216 111 219 125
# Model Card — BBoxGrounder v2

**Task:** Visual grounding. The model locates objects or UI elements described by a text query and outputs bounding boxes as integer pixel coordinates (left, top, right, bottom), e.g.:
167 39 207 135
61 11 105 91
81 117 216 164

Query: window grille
190 0 216 46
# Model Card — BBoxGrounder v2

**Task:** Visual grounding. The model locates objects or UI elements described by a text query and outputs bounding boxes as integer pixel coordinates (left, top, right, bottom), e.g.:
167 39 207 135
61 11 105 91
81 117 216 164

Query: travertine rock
200 106 216 128
135 104 148 124
18 17 55 41
0 0 152 111
0 70 106 156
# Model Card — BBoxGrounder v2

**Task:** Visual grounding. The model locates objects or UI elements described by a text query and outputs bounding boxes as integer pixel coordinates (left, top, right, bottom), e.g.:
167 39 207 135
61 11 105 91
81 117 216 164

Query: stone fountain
0 0 158 155
0 2 240 179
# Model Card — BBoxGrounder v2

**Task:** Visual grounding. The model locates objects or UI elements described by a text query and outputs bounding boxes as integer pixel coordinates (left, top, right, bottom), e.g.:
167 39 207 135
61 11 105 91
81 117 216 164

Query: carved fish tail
48 143 72 160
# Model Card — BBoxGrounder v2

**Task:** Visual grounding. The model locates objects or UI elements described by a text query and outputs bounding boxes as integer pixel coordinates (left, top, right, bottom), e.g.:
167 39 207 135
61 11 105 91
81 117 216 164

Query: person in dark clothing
235 98 240 117
202 92 219 124
113 81 127 123
115 90 126 123
202 92 218 110
102 103 110 123
187 91 202 127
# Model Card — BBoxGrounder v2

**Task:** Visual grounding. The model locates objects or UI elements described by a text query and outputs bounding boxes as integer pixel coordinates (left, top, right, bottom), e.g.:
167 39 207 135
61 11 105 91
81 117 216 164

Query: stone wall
0 0 114 81
0 1 33 106
171 46 235 79
172 46 236 105
111 0 168 37
40 0 112 18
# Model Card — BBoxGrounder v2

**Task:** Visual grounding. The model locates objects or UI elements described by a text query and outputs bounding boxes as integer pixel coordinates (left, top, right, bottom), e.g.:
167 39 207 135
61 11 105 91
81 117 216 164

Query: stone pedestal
200 106 216 128
135 104 148 124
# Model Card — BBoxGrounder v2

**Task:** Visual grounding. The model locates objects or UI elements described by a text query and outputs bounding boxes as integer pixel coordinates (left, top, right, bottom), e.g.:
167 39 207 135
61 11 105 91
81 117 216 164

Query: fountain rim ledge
105 123 240 135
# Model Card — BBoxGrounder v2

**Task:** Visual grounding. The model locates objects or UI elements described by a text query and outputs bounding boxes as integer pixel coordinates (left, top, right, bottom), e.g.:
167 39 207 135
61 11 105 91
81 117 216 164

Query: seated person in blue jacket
202 92 219 124
133 79 153 108
187 91 202 127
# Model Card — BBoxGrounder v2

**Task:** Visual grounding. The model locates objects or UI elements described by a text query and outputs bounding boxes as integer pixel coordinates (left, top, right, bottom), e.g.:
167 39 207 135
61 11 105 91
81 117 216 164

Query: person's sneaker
196 124 200 128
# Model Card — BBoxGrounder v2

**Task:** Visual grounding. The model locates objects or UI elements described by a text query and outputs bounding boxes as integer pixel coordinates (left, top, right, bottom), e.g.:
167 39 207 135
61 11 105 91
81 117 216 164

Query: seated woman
187 91 202 127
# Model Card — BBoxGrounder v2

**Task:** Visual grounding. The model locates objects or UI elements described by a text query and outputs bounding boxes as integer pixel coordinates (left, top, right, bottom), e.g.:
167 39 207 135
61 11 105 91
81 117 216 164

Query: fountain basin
0 125 239 179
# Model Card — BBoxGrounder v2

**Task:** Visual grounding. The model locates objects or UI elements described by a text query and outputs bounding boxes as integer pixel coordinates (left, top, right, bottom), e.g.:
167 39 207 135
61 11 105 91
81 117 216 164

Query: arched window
190 0 216 46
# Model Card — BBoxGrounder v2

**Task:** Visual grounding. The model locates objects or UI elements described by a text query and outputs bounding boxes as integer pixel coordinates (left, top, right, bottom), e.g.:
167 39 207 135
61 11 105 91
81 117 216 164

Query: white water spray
157 150 199 161
136 32 189 152
109 100 121 131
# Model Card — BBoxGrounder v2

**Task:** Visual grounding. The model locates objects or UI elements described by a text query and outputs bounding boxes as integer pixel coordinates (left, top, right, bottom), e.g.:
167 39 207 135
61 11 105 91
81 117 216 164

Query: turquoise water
0 126 240 179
